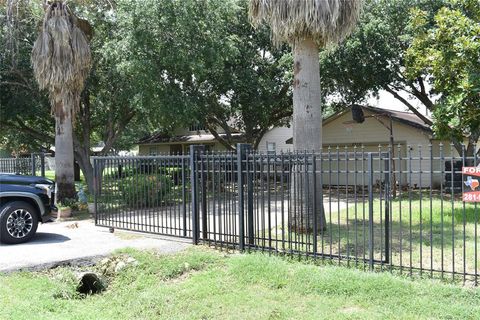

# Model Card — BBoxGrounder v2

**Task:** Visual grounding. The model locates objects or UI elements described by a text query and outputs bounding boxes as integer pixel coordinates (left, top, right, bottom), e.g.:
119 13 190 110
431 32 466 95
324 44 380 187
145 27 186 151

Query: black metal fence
94 143 479 285
94 154 193 238
0 153 46 176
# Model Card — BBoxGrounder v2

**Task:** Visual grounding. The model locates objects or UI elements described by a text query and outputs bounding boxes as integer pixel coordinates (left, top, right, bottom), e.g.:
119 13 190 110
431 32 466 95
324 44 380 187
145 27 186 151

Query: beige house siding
138 142 228 156
322 111 424 187
258 126 294 153
140 109 464 189
325 112 460 188
138 124 238 156
138 144 170 155
259 110 457 188
322 110 430 146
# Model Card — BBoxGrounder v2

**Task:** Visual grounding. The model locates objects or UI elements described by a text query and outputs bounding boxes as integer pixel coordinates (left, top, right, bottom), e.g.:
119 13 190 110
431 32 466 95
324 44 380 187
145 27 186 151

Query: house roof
138 132 245 145
286 105 432 144
327 105 432 131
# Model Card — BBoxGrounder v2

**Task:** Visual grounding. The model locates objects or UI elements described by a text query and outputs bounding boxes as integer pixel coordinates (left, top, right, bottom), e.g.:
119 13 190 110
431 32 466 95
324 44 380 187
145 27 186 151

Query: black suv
0 174 55 244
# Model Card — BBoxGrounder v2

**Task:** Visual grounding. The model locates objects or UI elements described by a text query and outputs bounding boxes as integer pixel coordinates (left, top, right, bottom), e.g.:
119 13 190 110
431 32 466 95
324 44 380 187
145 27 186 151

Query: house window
184 144 213 154
266 142 276 154
170 144 183 155
149 146 157 156
189 123 206 132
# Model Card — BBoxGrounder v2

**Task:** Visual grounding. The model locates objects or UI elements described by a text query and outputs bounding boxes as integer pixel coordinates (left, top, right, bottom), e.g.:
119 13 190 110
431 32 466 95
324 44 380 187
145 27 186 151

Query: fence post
312 154 318 256
368 152 374 271
181 156 187 237
93 157 100 224
384 155 390 264
201 152 208 241
237 143 251 250
247 149 254 247
31 153 36 176
190 145 205 245
40 152 45 177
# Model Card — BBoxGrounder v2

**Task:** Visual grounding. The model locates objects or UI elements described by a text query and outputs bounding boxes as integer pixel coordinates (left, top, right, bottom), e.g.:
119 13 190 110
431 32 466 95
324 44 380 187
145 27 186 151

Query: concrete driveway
0 219 191 273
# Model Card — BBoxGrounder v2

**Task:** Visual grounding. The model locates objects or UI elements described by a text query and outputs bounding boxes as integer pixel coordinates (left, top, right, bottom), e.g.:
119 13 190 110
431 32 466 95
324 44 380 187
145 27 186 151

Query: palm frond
31 1 91 119
249 0 363 46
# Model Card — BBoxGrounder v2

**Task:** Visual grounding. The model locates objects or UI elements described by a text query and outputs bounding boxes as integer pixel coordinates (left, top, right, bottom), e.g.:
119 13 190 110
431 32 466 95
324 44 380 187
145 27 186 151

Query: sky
367 90 432 117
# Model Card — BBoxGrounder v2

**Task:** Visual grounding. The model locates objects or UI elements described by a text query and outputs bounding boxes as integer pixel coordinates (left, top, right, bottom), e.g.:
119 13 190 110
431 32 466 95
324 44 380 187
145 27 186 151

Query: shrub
106 163 179 180
60 198 79 210
119 174 174 207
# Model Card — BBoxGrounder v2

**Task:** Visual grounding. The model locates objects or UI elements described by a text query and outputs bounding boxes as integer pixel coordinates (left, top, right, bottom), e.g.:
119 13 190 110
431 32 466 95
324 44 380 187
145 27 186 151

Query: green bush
60 198 79 210
105 164 182 180
119 174 174 207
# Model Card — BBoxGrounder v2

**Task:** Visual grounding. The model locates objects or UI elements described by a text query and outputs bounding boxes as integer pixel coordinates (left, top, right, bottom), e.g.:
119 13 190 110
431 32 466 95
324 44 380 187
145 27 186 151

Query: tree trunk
291 37 326 233
75 148 94 193
293 38 323 152
464 135 479 166
75 90 95 194
55 101 77 203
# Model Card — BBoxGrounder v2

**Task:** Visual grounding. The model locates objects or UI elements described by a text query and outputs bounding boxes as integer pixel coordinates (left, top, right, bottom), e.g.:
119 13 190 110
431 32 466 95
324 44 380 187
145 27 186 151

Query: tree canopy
318 0 479 155
3 0 478 172
1 1 152 190
105 0 292 149
1 0 294 189
406 0 480 155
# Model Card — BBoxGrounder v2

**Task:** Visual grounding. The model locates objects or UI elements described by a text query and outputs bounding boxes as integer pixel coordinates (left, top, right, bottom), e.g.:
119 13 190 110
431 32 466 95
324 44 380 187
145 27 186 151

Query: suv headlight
35 184 53 199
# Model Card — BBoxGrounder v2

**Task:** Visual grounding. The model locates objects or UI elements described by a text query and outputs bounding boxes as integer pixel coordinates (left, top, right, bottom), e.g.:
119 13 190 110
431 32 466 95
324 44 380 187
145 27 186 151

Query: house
259 105 459 188
138 124 245 155
138 106 463 188
260 106 440 152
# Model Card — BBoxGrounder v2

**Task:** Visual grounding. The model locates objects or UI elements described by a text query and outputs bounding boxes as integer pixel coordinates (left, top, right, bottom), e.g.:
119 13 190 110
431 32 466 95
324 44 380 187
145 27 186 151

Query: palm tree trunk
54 100 76 202
293 38 323 151
291 37 326 233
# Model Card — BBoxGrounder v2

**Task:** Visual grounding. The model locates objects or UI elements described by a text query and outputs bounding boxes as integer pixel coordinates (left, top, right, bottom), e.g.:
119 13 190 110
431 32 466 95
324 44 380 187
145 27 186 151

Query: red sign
463 167 480 202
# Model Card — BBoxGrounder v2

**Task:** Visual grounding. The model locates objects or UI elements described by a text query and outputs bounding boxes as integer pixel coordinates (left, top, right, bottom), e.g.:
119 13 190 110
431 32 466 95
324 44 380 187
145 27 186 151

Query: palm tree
32 1 92 202
250 0 363 232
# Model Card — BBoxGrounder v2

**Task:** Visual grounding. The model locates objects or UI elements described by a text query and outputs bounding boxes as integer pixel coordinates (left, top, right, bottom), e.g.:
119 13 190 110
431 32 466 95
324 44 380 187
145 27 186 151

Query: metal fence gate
0 153 46 176
94 143 479 285
94 154 193 238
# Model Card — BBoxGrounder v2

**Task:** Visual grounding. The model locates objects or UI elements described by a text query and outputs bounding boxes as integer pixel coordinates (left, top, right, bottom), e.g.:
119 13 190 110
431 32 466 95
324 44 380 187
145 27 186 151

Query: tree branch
265 109 292 127
0 81 31 90
408 81 435 111
205 120 235 151
10 117 55 144
417 77 427 96
253 127 270 149
101 109 136 154
275 83 290 101
384 86 433 126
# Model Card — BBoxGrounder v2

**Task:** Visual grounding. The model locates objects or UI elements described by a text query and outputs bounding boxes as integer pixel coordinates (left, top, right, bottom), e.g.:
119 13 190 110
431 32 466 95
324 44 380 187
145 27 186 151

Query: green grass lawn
96 176 479 280
1 247 479 320
44 170 86 184
265 195 479 280
44 170 55 181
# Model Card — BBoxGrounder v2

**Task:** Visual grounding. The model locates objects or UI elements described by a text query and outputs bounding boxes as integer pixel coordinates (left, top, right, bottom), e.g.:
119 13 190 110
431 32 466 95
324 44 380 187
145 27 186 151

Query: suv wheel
0 201 39 244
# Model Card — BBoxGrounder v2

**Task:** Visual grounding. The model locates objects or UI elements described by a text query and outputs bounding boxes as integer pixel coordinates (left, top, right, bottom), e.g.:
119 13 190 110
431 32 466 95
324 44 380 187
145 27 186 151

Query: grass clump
0 247 478 320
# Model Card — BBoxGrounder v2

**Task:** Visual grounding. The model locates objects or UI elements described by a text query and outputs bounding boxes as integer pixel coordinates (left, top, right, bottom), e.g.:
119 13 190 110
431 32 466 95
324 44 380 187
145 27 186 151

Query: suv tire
0 201 39 244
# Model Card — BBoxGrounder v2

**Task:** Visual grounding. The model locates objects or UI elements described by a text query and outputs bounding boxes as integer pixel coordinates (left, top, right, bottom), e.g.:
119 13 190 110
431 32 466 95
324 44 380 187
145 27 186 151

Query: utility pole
349 105 397 199
369 114 397 199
